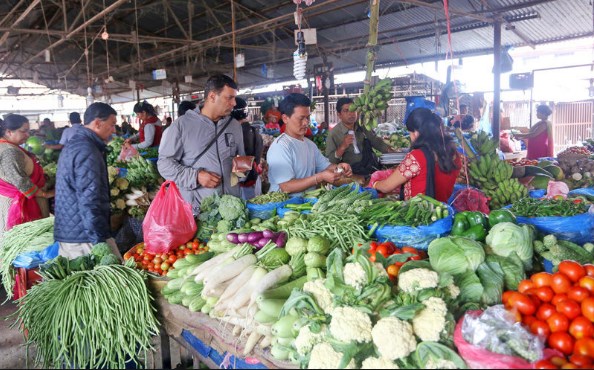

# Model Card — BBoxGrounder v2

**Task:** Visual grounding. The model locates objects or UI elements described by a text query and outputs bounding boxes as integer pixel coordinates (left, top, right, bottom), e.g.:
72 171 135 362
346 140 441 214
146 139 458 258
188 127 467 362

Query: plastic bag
448 185 490 214
515 206 594 245
545 181 570 199
455 308 543 369
247 196 302 220
568 187 594 200
142 181 197 254
119 145 139 161
12 242 59 269
372 205 454 250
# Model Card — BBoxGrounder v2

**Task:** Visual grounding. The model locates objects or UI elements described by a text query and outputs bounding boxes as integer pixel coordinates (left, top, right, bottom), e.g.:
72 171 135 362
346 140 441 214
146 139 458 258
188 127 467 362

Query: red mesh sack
142 181 197 254
450 187 490 214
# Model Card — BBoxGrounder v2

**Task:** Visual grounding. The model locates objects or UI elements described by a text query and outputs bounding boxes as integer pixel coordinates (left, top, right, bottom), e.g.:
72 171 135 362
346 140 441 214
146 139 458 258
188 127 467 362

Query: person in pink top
515 104 554 159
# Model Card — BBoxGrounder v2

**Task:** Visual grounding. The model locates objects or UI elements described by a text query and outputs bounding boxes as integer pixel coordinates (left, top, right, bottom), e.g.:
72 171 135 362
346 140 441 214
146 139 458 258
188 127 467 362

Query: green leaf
381 303 425 320
476 261 504 306
454 270 484 304
414 342 468 369
399 260 432 274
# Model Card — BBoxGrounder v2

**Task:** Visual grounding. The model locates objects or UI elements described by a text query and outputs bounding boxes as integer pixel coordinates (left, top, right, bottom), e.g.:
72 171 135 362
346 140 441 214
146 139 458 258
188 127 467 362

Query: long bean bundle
0 217 55 300
14 264 160 369
286 212 370 252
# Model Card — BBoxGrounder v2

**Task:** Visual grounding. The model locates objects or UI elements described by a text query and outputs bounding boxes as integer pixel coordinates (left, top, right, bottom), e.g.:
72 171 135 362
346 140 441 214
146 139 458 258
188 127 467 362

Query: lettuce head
485 222 533 270
428 237 485 275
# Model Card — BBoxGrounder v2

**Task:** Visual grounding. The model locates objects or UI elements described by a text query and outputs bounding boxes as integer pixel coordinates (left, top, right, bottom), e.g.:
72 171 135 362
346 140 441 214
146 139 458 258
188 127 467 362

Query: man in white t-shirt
267 93 352 196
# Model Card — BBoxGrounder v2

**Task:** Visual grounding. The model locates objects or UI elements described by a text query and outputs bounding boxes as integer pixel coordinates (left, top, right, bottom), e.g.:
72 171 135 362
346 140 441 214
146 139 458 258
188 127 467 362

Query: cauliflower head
372 317 417 361
303 279 334 314
447 283 460 300
295 324 326 356
115 177 129 190
308 342 356 369
329 306 373 343
397 268 439 293
110 188 120 197
412 297 448 342
344 262 367 290
362 357 399 369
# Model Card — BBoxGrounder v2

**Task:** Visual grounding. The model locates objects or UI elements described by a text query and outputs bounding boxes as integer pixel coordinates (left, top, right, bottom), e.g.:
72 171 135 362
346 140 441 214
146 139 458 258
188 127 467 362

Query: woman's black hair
536 104 552 117
84 102 117 125
406 108 459 173
178 101 196 116
0 114 29 137
133 100 156 116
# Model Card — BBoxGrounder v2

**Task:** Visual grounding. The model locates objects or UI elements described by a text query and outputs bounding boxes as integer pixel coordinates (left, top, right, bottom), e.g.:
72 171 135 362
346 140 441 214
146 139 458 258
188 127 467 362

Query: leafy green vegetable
428 237 485 275
476 261 504 306
91 243 112 259
485 253 525 291
454 270 483 304
260 248 290 270
414 342 468 369
307 236 331 255
485 222 534 270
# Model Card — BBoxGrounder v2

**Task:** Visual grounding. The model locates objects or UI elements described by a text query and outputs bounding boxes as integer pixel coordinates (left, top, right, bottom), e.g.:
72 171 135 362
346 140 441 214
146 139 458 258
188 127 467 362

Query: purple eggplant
226 233 239 244
256 237 272 249
247 231 263 244
262 229 275 239
238 233 249 243
274 231 287 247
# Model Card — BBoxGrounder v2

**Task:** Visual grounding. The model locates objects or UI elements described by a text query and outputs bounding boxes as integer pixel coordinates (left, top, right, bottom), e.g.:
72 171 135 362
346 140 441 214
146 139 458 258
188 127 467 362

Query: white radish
259 335 272 349
228 267 268 310
243 331 262 357
194 255 235 283
216 266 257 307
249 265 292 307
203 254 257 288
233 325 242 336
256 324 272 337
192 249 235 280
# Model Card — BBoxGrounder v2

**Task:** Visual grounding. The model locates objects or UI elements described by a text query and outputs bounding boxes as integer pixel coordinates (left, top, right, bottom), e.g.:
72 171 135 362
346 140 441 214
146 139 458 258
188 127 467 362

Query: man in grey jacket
157 74 245 214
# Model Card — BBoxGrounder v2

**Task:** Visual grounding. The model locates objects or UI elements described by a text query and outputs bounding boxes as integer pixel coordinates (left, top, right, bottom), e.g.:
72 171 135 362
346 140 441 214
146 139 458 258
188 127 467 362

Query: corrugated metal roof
0 0 591 102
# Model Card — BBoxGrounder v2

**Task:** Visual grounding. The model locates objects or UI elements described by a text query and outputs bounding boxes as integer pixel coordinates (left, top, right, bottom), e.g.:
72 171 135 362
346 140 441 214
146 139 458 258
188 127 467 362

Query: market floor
0 287 36 369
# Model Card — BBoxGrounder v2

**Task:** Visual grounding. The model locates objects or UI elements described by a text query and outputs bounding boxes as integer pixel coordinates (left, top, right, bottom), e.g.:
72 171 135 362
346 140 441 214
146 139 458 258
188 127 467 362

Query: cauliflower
115 198 126 210
303 279 334 314
329 307 373 343
372 317 417 361
426 358 457 369
115 177 129 190
344 262 367 290
108 166 119 178
362 357 399 369
447 283 460 300
110 188 120 197
412 297 448 342
308 342 356 369
294 324 326 356
397 268 439 293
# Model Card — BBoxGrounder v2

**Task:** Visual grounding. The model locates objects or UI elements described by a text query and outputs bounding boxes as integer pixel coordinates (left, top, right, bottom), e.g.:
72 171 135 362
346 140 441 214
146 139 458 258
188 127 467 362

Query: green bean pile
286 212 370 252
510 197 588 217
15 263 160 369
0 217 55 301
248 191 289 205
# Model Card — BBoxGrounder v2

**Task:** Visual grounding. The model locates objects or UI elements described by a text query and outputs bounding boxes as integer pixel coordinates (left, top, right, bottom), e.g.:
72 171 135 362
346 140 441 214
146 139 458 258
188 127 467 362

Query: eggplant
238 233 249 243
226 233 239 244
262 229 275 239
274 231 287 247
256 237 272 249
247 231 263 244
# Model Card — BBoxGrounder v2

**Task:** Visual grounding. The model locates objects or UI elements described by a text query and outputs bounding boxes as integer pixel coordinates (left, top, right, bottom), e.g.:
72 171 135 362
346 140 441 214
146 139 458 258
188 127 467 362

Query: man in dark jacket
54 102 121 259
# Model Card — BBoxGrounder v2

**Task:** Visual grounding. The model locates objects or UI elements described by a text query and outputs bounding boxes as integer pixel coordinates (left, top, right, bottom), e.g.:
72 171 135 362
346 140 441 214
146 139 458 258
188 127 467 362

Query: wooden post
364 0 380 94
492 19 501 142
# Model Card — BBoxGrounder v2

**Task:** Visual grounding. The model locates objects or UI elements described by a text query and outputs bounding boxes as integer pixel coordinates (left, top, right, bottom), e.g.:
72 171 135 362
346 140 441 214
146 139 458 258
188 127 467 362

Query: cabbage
476 261 504 306
485 222 533 270
428 237 485 275
454 270 483 304
486 253 526 291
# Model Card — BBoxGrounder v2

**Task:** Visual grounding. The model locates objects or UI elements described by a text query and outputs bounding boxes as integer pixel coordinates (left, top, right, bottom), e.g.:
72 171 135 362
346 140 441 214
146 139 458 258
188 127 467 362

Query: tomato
167 254 177 264
160 262 170 271
369 252 377 263
553 294 570 306
559 261 587 283
136 262 143 269
392 248 402 254
176 251 184 259
530 319 551 338
502 291 514 306
369 241 378 253
569 354 592 368
550 356 568 367
537 303 557 321
534 287 555 302
548 312 570 333
568 287 590 303
386 264 400 277
136 247 144 255
560 363 578 369
569 316 594 340
123 251 132 260
152 257 163 265
579 276 594 294
548 332 575 356
508 292 537 316
178 245 185 251
409 255 422 261
141 259 149 267
402 246 417 254
376 244 392 258
552 273 573 294
534 360 558 369
584 264 594 277
574 338 594 357
519 280 536 293
184 248 194 255
523 315 537 327
557 300 582 320
581 297 594 322
143 254 152 261
192 240 200 250
532 272 554 288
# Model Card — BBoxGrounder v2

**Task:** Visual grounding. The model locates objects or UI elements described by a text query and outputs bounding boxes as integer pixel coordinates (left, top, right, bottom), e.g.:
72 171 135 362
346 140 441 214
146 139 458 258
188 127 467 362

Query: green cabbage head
428 236 485 275
485 222 533 270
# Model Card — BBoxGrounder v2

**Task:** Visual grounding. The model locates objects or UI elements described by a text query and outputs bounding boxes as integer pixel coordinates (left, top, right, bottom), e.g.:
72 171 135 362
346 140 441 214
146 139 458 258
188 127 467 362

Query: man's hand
339 134 355 151
319 167 342 184
337 163 353 177
197 170 221 188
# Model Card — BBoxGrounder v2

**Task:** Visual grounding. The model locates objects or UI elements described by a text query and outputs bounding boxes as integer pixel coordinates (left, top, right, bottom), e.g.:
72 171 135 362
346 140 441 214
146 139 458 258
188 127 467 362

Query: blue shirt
59 123 82 145
267 133 331 196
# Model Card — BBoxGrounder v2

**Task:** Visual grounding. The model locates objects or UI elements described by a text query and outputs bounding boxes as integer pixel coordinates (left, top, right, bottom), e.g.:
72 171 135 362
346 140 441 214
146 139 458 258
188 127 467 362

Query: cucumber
189 297 206 312
261 276 307 300
173 258 191 269
182 296 193 307
167 277 186 291
185 251 215 264
168 291 184 305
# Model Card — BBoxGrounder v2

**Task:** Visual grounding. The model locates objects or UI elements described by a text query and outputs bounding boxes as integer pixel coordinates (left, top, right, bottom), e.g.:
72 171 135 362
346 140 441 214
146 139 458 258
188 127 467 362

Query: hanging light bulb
293 31 307 80
86 87 94 107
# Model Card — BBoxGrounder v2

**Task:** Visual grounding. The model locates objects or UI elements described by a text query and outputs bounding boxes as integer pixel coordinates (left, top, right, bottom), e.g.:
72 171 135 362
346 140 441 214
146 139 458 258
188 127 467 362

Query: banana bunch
350 78 393 131
126 157 161 188
468 153 514 190
470 131 498 156
484 178 528 209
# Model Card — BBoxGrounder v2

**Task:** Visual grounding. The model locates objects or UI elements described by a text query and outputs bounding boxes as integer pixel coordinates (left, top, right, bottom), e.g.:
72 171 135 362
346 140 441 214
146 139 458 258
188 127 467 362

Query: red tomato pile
503 261 594 369
123 239 208 276
367 241 426 281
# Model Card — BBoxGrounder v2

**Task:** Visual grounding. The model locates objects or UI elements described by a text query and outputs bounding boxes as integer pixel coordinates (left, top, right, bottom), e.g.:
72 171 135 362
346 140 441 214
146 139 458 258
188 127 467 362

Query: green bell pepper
465 211 488 229
451 213 470 236
488 209 517 228
460 224 487 242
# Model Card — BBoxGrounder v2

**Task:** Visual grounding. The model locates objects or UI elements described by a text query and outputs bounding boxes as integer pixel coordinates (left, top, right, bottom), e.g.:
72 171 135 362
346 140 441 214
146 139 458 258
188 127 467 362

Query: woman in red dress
371 108 461 203
515 104 554 159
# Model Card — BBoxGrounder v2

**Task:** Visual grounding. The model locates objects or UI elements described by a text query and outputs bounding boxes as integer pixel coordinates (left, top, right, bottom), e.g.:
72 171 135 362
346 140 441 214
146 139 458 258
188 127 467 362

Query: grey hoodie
157 110 245 214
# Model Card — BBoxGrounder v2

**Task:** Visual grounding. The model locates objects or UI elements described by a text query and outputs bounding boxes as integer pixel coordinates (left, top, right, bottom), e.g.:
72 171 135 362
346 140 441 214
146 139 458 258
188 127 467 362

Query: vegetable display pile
139 147 159 159
533 235 594 269
197 193 250 241
511 198 589 217
359 194 449 227
125 156 161 189
124 239 209 276
311 184 374 214
106 137 124 166
248 192 289 205
40 242 120 279
0 217 55 300
15 261 159 369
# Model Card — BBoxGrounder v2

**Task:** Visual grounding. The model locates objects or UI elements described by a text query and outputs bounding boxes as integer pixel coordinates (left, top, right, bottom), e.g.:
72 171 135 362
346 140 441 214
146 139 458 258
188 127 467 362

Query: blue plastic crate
543 259 554 273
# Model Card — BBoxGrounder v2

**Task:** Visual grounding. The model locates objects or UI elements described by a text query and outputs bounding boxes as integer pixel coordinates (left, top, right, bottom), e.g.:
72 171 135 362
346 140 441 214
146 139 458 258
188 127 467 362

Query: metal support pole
492 19 501 142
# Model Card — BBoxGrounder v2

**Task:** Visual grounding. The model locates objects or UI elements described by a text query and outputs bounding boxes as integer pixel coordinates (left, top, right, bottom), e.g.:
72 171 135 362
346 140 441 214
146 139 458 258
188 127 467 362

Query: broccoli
91 243 112 259
584 243 594 255
69 255 95 271
543 234 557 248
99 254 121 266
218 195 246 221
216 219 233 233
533 240 547 254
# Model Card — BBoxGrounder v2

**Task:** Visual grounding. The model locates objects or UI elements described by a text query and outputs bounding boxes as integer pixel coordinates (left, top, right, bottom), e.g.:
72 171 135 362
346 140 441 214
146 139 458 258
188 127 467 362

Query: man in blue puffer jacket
54 102 121 259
